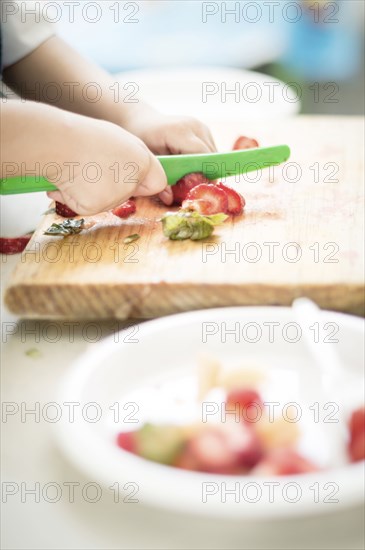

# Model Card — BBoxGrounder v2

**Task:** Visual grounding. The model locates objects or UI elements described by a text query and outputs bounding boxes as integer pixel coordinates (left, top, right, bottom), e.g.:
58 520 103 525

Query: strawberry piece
252 448 319 476
55 202 78 218
229 423 263 469
175 422 262 474
349 407 365 440
112 199 136 219
177 427 237 474
350 433 365 463
348 407 365 462
116 431 137 454
172 172 210 205
226 388 263 424
182 183 228 215
217 183 245 215
181 199 214 215
0 235 32 255
232 136 259 151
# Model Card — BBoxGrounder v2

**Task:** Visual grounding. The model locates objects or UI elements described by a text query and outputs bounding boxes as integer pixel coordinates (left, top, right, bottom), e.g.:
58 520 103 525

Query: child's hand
122 108 216 205
124 109 216 156
47 115 168 215
3 101 168 215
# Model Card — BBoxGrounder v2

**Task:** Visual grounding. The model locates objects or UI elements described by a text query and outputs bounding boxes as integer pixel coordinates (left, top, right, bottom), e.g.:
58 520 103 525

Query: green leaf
123 234 140 244
160 210 227 241
190 218 215 240
161 212 192 240
44 218 85 236
204 213 229 225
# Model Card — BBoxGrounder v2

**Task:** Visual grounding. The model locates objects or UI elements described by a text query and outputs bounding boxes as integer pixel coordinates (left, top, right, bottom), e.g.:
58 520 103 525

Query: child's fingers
158 186 174 205
188 119 216 152
169 135 212 155
187 136 213 154
202 129 217 153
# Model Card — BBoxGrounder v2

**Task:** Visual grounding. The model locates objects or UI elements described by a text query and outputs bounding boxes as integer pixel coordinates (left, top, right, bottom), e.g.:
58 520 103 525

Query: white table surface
1 253 364 550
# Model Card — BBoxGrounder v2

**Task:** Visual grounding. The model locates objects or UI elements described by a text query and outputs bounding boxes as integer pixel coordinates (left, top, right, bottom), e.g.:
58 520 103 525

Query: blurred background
55 0 365 116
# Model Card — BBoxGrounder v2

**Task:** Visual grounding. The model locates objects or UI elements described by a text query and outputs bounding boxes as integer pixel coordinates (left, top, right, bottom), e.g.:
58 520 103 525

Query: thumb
134 155 167 197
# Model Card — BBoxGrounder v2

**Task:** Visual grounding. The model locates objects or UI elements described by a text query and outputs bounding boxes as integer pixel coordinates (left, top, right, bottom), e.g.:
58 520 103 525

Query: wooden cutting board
5 116 365 319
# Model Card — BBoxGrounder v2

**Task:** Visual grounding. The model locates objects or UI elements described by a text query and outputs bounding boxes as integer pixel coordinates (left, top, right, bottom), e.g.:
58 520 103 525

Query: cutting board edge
5 281 365 320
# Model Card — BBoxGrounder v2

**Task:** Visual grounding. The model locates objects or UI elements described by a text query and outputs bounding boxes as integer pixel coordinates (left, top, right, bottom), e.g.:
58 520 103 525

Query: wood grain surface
5 116 365 319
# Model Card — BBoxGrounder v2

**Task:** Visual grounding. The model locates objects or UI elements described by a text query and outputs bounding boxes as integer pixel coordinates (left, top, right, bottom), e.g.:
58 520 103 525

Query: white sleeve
1 1 56 69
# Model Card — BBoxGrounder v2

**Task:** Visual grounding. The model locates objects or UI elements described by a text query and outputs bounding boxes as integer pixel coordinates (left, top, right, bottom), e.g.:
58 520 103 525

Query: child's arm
1 100 167 215
3 35 216 156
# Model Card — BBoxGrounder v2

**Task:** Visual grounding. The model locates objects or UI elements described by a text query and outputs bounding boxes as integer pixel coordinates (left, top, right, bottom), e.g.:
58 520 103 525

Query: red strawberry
226 388 263 424
55 202 78 218
182 183 228 215
350 433 365 463
0 235 32 255
175 422 262 474
233 136 259 151
112 200 136 219
228 423 263 469
172 172 210 205
176 426 238 474
116 431 137 454
181 199 213 215
348 407 365 462
252 448 319 476
217 183 245 215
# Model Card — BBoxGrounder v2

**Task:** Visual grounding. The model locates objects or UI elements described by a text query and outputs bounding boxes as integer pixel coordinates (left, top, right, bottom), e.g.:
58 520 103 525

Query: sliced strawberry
349 407 365 439
116 431 137 454
350 433 365 463
178 426 238 474
226 388 263 424
348 407 365 462
175 422 262 474
112 199 136 219
55 202 78 218
181 199 214 215
182 183 228 215
252 448 319 476
172 172 210 205
232 136 259 151
217 183 245 215
227 422 263 469
0 235 32 255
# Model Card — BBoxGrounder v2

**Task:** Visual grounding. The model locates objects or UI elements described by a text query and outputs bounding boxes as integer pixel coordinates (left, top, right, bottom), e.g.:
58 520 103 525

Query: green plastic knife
0 145 290 195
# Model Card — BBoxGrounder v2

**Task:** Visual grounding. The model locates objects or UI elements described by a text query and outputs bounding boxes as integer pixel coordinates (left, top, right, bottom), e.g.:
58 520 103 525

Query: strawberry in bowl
116 356 365 477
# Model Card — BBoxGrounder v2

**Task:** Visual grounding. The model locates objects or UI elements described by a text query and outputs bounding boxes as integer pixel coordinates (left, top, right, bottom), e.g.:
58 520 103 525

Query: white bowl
56 306 364 519
0 192 50 237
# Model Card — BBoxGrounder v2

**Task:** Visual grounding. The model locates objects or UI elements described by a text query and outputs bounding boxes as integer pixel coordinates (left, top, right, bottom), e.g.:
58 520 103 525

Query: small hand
47 116 167 215
124 109 217 205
